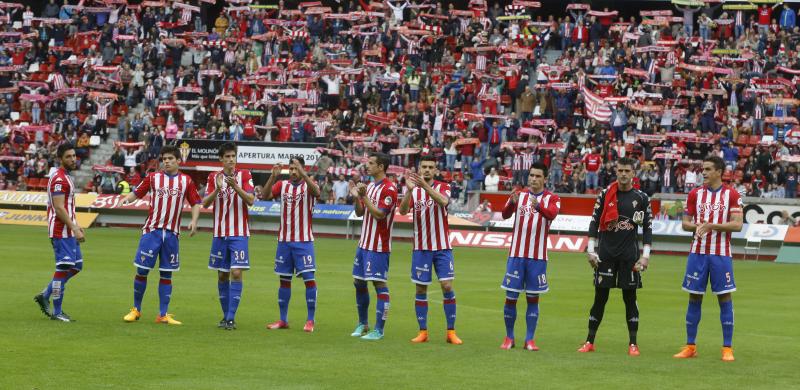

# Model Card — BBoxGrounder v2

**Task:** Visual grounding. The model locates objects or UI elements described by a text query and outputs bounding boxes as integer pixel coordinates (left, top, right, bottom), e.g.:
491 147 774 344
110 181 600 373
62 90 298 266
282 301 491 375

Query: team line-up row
39 142 742 360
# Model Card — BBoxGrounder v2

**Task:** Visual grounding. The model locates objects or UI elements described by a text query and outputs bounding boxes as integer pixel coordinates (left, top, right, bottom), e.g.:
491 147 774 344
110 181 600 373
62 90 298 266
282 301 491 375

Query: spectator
484 167 500 192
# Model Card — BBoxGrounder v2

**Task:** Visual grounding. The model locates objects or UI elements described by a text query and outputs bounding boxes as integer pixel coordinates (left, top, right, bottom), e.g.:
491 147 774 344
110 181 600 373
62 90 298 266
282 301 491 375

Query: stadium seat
741 146 753 158
736 134 749 146
749 135 761 145
26 177 40 191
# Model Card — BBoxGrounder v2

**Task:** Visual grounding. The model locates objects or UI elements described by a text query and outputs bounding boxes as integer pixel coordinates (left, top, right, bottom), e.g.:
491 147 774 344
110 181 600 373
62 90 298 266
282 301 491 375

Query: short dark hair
56 143 74 159
291 156 305 166
419 155 437 165
530 161 548 178
616 157 636 169
704 155 725 172
370 152 391 173
218 142 237 157
160 145 180 159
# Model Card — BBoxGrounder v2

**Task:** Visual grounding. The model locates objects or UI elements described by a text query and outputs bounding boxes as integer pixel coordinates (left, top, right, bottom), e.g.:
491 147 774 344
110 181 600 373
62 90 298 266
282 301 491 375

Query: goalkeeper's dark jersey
588 186 653 261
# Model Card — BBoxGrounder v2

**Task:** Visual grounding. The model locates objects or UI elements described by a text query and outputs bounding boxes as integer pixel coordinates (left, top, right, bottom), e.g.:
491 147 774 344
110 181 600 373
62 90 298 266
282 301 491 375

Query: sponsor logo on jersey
156 187 181 197
282 192 305 204
413 199 434 211
698 201 728 214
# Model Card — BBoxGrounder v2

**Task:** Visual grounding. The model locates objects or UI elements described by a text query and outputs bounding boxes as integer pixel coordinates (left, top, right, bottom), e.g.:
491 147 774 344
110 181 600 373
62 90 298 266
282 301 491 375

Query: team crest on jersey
54 184 62 192
383 196 392 206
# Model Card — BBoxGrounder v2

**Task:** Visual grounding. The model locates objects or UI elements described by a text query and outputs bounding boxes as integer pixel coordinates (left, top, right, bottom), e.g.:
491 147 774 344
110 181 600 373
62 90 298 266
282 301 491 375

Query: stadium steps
72 127 121 191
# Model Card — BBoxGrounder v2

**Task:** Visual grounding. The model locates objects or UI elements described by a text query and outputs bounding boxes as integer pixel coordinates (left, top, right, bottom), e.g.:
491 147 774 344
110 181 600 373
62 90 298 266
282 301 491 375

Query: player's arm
681 214 697 232
262 164 282 201
682 189 698 232
226 173 256 207
360 187 388 219
537 194 561 220
587 189 605 240
398 179 414 215
186 180 203 237
501 191 519 220
201 173 221 208
125 173 151 204
586 189 605 268
636 194 654 271
293 160 320 198
52 194 84 242
411 173 448 208
706 211 744 233
423 179 449 208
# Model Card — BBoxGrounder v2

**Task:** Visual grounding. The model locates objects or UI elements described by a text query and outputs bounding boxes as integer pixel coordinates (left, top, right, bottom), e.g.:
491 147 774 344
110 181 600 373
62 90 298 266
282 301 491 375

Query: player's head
702 155 725 187
160 145 180 174
367 152 390 178
56 142 77 171
529 162 548 193
615 157 636 187
289 156 305 181
418 155 438 181
218 142 237 170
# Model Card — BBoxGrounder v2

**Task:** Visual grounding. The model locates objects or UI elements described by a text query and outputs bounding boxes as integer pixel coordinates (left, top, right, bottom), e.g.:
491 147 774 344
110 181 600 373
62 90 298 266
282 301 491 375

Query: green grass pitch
1 225 799 389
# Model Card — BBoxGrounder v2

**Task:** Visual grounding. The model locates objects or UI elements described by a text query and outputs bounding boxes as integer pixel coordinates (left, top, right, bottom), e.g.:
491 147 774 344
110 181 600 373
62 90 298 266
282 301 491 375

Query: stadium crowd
2 0 800 202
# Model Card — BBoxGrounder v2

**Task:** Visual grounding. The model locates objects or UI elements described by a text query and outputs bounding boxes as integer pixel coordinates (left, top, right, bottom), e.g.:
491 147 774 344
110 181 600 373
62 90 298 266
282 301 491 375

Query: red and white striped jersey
47 168 77 239
271 180 316 242
96 100 112 120
358 178 398 253
48 72 66 91
206 170 254 237
410 181 452 251
476 54 487 71
503 190 561 260
134 171 203 235
512 152 534 171
685 185 743 257
145 85 156 100
180 9 192 24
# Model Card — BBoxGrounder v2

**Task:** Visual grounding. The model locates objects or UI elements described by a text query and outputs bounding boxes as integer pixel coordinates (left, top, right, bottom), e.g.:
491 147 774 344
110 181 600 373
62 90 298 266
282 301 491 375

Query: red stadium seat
748 135 761 146
736 134 749 146
741 146 753 158
26 177 40 191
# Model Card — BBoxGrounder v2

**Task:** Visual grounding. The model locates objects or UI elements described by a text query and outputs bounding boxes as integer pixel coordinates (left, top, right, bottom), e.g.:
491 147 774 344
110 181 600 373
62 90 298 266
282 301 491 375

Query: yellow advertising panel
0 209 98 227
0 191 97 208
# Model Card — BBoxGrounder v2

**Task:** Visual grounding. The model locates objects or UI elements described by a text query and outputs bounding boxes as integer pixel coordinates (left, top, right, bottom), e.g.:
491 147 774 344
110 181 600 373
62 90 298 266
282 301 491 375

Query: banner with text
0 208 97 227
176 139 324 170
0 190 97 208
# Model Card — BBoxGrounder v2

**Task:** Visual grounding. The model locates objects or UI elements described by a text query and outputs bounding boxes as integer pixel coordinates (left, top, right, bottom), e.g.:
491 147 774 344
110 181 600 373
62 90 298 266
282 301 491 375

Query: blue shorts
501 257 549 294
352 248 390 282
134 229 180 272
275 241 316 276
209 236 250 272
52 237 83 267
682 253 736 295
411 250 454 285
